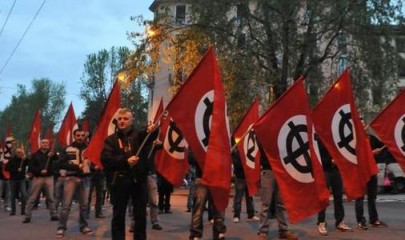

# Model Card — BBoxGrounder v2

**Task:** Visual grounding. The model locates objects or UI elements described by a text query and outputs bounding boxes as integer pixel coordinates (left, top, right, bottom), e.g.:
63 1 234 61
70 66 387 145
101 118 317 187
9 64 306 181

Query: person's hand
40 169 48 175
48 151 55 157
153 139 162 146
128 155 139 166
147 123 158 133
373 146 386 155
18 167 22 172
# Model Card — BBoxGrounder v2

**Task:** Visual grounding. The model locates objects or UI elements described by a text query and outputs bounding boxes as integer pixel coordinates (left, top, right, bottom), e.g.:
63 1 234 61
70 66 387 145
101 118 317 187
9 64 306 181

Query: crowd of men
0 108 391 240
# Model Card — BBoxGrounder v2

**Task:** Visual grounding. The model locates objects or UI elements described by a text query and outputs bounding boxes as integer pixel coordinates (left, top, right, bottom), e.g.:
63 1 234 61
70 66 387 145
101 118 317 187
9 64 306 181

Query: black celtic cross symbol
336 109 356 155
246 131 256 162
167 121 185 154
283 121 312 175
201 97 213 147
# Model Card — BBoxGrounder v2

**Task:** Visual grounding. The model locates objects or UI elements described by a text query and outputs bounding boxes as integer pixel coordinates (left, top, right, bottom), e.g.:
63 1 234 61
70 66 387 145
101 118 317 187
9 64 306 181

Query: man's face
74 131 86 143
40 139 50 150
117 112 133 130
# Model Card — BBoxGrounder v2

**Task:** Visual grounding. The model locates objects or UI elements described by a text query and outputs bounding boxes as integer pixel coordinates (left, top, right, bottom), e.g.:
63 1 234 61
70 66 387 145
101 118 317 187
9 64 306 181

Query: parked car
377 162 405 193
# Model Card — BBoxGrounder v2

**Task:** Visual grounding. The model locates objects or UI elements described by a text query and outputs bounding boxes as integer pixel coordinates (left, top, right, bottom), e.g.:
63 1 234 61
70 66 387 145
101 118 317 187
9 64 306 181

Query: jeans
0 179 11 209
147 174 159 223
25 176 57 218
318 167 344 226
187 180 196 210
9 179 27 214
355 175 378 223
189 181 226 239
233 177 255 218
58 176 90 230
258 170 288 236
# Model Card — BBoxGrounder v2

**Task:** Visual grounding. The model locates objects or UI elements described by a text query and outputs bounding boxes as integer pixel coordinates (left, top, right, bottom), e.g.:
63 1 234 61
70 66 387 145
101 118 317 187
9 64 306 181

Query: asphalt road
0 189 404 240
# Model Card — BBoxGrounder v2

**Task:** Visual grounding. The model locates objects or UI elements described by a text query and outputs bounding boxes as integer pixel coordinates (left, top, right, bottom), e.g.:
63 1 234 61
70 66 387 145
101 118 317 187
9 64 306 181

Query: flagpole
230 126 254 152
135 110 167 157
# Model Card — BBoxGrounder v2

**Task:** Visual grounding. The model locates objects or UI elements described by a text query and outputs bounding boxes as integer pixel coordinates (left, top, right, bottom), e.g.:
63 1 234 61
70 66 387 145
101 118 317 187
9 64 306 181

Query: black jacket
101 128 157 183
6 155 28 180
29 149 58 177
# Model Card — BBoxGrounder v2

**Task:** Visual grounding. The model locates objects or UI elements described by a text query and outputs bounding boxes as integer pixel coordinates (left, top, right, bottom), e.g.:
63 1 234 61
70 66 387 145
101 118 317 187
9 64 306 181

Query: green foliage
80 46 149 130
0 78 66 144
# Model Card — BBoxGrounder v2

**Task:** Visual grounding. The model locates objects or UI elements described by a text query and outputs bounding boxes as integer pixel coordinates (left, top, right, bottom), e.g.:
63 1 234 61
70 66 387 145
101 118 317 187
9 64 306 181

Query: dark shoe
95 214 105 218
279 231 298 240
9 212 15 216
158 210 164 214
50 216 59 221
186 208 191 212
165 210 172 214
22 218 31 223
357 221 368 230
152 223 163 230
370 220 388 228
80 226 93 235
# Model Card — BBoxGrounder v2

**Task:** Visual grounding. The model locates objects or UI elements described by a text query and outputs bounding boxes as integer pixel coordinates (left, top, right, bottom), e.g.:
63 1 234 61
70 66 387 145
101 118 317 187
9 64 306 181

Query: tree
80 46 149 130
130 0 405 129
0 78 66 145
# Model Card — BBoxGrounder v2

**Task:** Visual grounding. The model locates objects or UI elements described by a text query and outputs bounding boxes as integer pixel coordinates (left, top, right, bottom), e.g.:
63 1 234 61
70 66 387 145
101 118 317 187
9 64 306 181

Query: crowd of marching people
0 110 392 240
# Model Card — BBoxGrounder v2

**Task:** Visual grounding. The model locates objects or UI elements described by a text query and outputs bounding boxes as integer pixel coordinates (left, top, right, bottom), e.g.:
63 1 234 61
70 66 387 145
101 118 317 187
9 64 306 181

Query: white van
377 162 405 193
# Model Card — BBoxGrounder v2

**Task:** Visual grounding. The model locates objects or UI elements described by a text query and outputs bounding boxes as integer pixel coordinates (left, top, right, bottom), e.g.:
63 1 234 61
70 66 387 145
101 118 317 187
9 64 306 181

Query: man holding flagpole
101 108 158 240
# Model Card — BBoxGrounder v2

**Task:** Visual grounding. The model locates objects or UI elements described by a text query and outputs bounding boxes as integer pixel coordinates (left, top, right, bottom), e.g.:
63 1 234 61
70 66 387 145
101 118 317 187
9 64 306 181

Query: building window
337 56 347 75
176 5 186 24
399 58 405 78
397 38 405 53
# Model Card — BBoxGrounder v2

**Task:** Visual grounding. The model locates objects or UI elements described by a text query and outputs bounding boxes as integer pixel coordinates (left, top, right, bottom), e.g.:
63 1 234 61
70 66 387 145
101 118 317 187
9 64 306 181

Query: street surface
0 189 404 240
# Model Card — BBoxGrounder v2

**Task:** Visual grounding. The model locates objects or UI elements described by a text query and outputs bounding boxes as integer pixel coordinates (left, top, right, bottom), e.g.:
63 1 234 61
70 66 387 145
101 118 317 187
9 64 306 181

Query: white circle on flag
243 124 258 169
195 91 214 151
394 114 405 156
331 104 358 164
107 109 121 136
278 115 314 183
163 118 187 159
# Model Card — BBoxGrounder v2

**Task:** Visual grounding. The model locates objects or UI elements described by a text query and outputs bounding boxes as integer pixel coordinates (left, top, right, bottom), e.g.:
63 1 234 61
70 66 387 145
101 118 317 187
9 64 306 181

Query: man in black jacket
55 129 93 238
101 108 157 240
6 147 28 215
23 139 59 223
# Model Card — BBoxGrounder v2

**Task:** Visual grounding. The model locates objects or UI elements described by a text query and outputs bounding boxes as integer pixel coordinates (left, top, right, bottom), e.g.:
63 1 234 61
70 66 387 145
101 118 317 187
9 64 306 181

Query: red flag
154 115 189 187
370 88 405 173
165 48 232 211
254 78 329 223
312 69 378 199
1 136 10 179
29 109 41 153
232 99 261 196
84 81 121 168
58 103 78 147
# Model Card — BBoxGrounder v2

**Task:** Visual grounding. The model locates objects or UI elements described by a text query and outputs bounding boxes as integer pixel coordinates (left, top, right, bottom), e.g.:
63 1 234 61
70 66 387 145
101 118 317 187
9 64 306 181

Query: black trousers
110 176 148 240
318 167 344 226
355 175 378 224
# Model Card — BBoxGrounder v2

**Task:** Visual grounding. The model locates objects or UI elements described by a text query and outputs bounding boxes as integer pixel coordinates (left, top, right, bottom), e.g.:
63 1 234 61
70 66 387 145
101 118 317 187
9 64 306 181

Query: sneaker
318 222 328 236
95 214 105 218
80 226 93 235
56 228 64 238
152 223 163 230
209 219 214 224
233 217 240 223
247 216 260 221
50 216 59 221
336 222 353 232
357 222 368 230
370 220 388 228
22 218 31 223
217 233 225 239
279 231 298 240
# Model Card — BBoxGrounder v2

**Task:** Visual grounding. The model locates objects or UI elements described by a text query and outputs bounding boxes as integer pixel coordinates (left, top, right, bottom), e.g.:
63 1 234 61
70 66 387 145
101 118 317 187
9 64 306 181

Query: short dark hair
73 128 84 135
